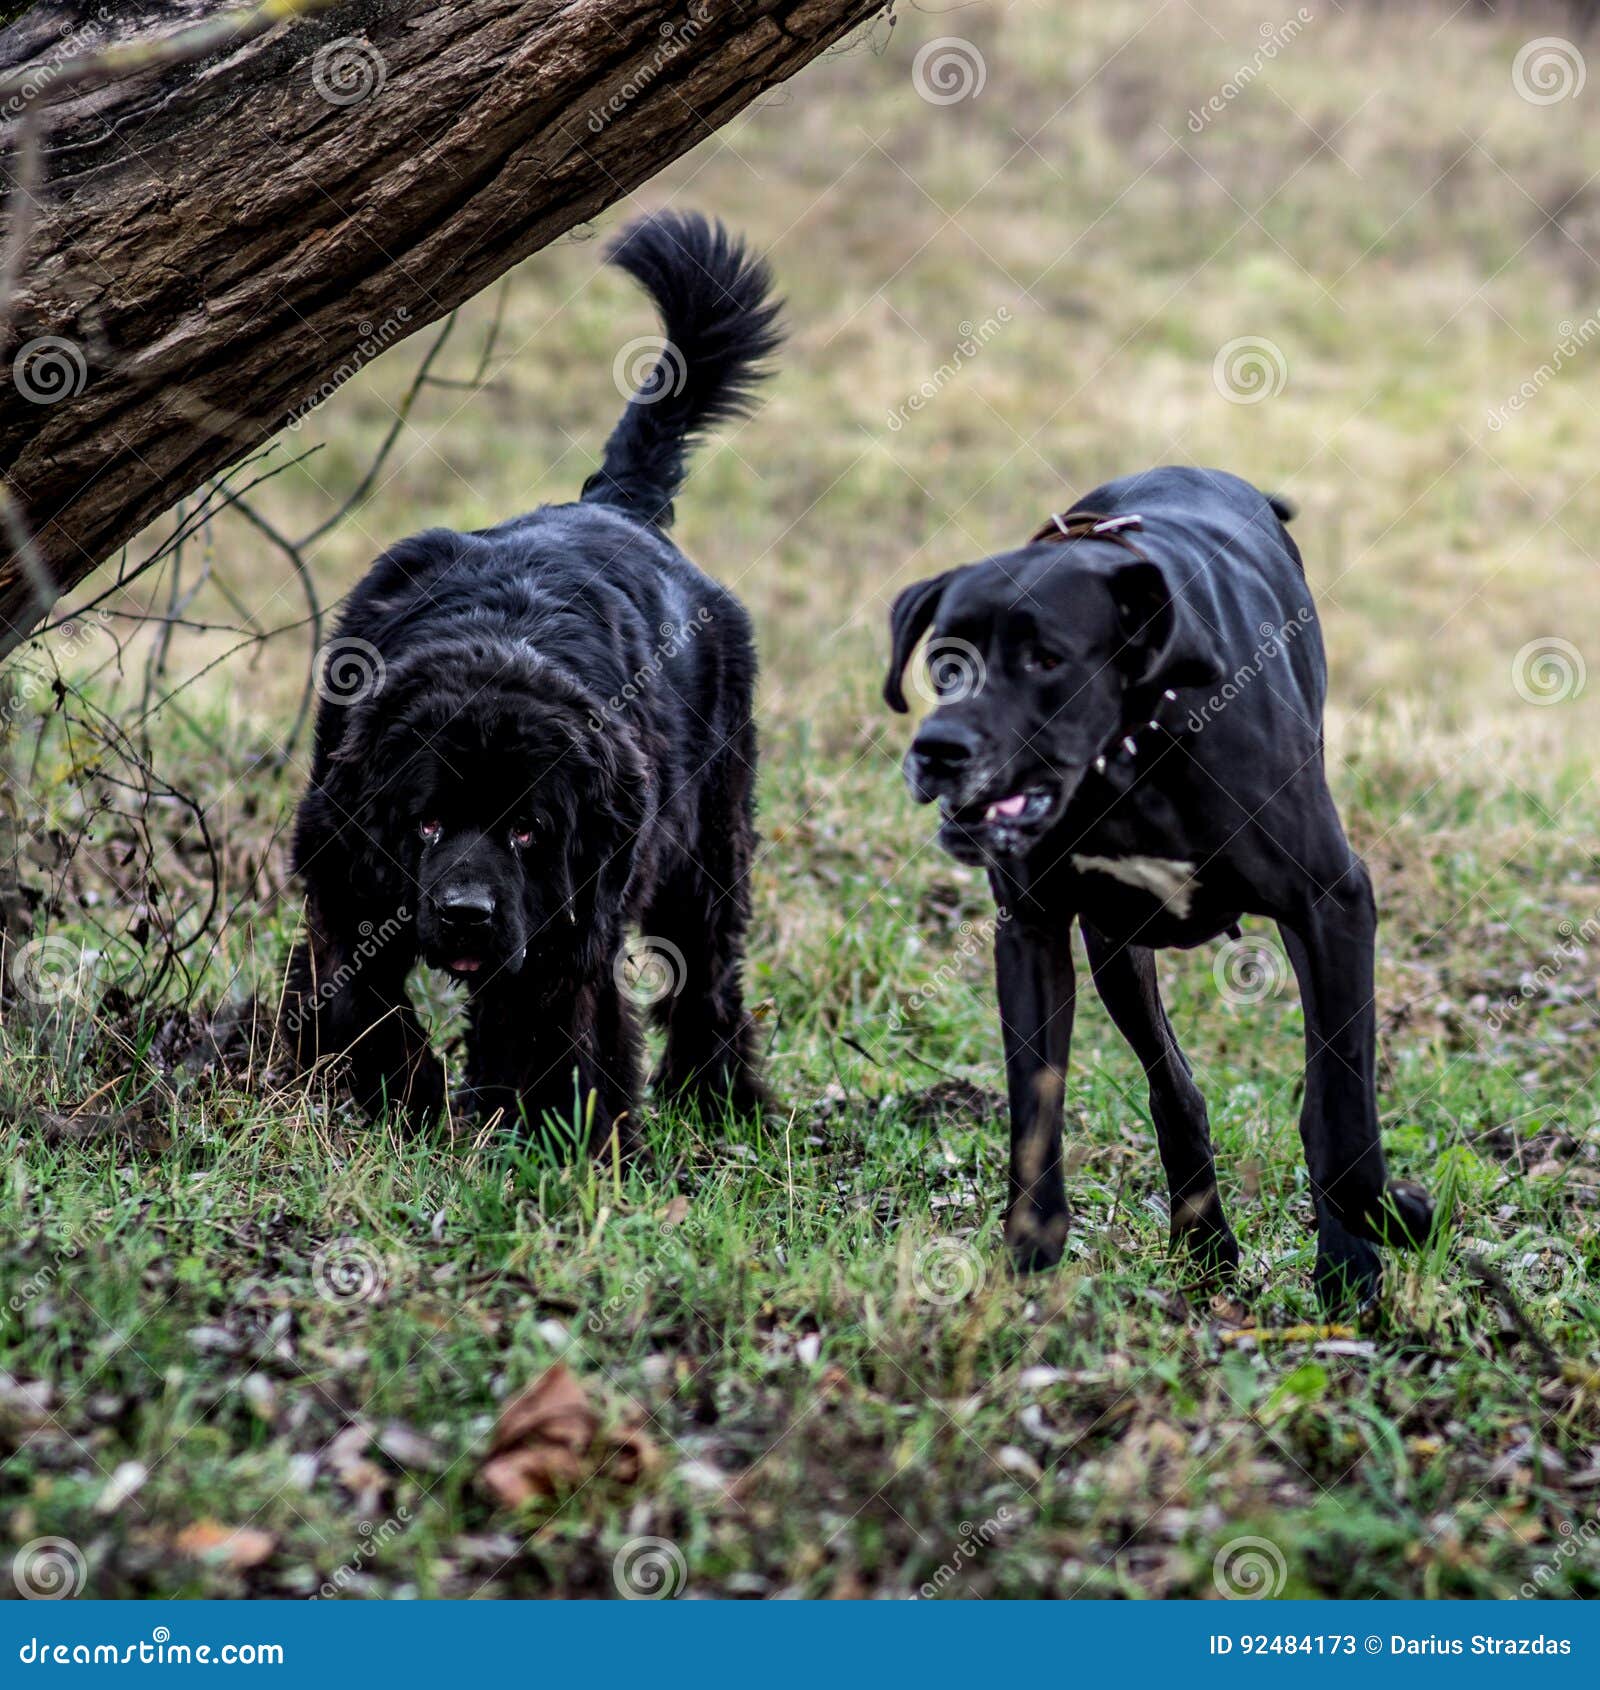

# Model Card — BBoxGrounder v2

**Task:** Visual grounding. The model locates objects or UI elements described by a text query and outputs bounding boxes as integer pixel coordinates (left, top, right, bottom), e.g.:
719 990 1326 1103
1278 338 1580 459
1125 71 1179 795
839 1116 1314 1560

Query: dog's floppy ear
883 569 966 713
1110 559 1223 692
316 704 415 904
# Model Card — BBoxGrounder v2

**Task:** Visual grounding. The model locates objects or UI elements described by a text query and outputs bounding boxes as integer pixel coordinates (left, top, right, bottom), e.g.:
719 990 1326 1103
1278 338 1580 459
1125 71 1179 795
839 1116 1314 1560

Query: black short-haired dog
285 211 779 1149
885 466 1436 1307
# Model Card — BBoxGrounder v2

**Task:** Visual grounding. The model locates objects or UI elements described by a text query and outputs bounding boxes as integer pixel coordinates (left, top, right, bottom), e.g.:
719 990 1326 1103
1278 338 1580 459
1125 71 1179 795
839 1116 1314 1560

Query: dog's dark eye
419 819 442 845
1025 647 1062 674
510 824 534 848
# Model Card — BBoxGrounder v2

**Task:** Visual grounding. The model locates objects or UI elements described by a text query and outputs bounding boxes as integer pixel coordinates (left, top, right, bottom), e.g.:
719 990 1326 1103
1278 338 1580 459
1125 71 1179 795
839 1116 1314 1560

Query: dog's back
1067 465 1326 722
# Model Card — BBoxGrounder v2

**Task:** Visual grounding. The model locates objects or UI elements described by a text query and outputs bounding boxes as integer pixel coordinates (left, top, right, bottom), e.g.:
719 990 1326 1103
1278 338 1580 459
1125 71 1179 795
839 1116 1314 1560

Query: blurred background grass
160 0 1600 754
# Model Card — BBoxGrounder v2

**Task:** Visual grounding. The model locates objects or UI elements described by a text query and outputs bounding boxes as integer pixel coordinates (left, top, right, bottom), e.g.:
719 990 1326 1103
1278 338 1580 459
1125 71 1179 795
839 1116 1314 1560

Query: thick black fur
885 466 1436 1310
286 210 781 1150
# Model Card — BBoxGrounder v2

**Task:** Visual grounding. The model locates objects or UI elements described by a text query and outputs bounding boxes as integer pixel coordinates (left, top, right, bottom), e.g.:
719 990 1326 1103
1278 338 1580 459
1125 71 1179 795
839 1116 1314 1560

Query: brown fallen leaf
323 1422 388 1514
480 1362 656 1508
660 1195 691 1228
35 1108 171 1153
174 1520 276 1570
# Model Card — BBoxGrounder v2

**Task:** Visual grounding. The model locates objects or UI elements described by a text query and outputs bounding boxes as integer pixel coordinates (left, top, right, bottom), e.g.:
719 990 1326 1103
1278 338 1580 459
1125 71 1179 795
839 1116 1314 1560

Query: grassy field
3 0 1600 1600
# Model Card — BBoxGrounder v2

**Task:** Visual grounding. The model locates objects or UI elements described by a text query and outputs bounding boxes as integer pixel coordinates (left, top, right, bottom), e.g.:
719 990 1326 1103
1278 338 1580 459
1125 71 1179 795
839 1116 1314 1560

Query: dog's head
884 542 1220 862
319 641 647 983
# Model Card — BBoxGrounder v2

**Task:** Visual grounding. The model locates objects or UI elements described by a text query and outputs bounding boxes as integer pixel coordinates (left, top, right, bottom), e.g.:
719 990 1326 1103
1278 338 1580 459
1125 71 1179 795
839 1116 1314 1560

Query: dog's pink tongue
451 958 482 974
987 793 1028 820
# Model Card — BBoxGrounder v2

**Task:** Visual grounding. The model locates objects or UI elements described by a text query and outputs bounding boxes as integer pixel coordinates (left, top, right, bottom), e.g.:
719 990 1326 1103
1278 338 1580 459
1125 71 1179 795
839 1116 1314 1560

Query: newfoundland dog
285 211 781 1150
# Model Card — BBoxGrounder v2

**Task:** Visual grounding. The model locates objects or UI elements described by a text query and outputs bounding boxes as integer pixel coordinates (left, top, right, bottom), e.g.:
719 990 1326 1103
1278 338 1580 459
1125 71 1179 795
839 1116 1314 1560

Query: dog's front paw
1005 1208 1070 1275
1169 1185 1240 1281
1314 1235 1383 1317
1172 1217 1241 1283
1373 1179 1436 1250
1330 1175 1438 1252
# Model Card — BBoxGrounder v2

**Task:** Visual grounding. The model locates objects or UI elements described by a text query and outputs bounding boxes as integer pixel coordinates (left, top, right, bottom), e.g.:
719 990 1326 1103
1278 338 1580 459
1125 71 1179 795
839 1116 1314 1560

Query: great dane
885 466 1435 1308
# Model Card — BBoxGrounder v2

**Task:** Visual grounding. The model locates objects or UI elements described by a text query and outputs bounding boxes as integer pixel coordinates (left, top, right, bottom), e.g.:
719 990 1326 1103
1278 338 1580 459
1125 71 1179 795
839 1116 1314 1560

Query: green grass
3 0 1599 1600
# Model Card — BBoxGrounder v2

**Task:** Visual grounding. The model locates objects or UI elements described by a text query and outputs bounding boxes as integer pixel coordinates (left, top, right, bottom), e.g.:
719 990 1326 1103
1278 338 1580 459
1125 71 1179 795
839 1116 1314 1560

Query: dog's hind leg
284 892 442 1128
992 899 1076 1274
644 749 767 1120
1278 857 1435 1310
1081 924 1239 1279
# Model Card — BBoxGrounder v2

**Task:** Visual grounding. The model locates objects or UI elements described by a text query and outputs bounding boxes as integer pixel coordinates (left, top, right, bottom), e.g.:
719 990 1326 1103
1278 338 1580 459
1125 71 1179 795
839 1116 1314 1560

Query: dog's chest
1058 853 1235 947
1067 851 1199 916
1048 798 1237 946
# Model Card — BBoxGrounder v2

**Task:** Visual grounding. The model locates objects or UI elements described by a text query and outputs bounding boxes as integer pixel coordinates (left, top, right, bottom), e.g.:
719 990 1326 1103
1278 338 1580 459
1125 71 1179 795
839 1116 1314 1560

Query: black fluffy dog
286 211 779 1149
885 466 1436 1307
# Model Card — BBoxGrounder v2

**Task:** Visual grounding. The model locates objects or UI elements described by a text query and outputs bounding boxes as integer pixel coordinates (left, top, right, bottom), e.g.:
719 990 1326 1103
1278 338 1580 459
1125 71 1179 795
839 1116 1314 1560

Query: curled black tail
580 211 783 530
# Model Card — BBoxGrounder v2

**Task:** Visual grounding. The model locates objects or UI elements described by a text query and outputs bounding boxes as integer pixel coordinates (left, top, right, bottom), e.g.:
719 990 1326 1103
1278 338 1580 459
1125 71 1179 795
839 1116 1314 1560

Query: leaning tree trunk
0 0 886 655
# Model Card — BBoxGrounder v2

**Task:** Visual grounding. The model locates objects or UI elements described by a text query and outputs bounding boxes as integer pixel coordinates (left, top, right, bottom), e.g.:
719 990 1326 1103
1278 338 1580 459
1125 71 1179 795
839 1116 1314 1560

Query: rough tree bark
0 0 887 655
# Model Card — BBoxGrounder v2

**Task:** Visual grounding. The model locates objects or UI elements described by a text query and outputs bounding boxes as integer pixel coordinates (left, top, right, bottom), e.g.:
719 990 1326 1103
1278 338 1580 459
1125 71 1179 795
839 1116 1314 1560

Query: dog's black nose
435 886 496 927
911 719 983 769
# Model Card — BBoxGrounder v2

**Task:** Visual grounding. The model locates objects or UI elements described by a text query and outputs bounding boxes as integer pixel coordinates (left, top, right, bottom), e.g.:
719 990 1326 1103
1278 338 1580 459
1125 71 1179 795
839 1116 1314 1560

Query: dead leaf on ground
660 1195 691 1228
480 1362 656 1508
174 1520 277 1570
35 1108 171 1152
324 1421 388 1514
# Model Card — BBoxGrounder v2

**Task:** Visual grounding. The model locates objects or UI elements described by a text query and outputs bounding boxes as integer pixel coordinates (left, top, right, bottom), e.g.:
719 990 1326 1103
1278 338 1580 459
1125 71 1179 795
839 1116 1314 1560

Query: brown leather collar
1029 508 1149 559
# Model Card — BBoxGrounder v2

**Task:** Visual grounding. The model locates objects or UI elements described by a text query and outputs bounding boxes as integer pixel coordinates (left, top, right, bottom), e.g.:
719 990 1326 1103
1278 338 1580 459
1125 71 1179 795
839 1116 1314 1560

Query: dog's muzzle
420 882 525 980
906 721 1079 863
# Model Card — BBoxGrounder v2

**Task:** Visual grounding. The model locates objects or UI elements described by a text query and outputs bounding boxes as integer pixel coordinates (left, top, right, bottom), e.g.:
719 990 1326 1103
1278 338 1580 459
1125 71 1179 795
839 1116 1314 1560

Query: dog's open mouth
980 789 1055 826
443 956 485 978
939 784 1062 857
